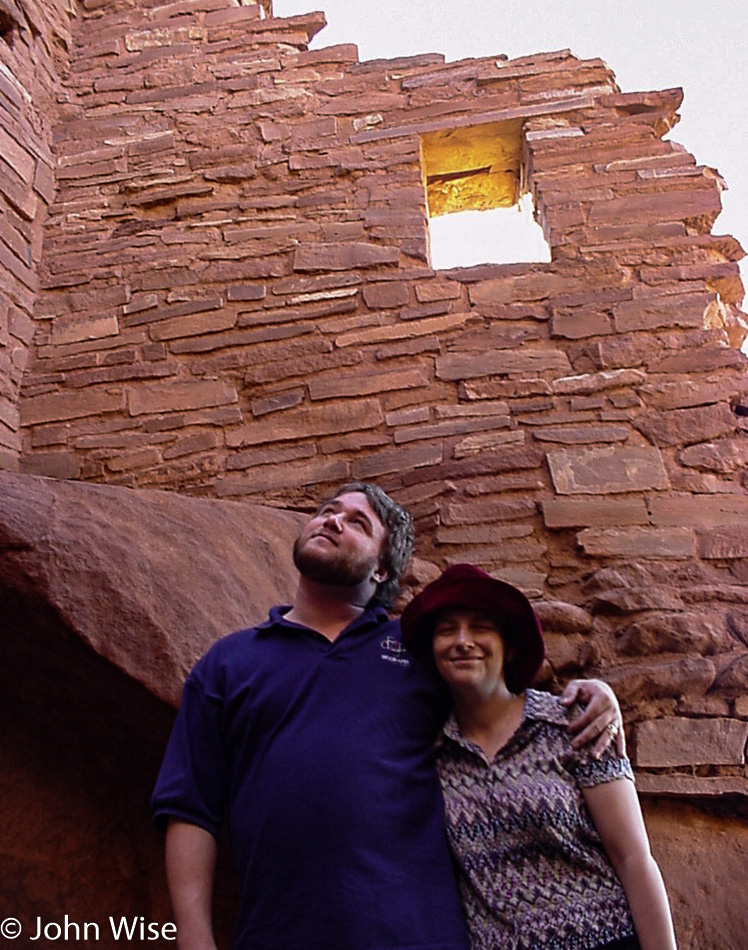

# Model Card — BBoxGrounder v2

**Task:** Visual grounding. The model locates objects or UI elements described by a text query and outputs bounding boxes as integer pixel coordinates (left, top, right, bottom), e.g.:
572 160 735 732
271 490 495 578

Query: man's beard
293 533 377 588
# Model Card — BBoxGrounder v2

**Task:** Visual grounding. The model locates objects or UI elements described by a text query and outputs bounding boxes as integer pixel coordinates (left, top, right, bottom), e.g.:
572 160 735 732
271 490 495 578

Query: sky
272 0 748 297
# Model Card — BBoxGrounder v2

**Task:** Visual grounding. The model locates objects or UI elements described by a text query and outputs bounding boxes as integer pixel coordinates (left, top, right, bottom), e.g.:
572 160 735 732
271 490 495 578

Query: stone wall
1 0 747 946
17 0 748 715
0 0 69 468
20 0 748 508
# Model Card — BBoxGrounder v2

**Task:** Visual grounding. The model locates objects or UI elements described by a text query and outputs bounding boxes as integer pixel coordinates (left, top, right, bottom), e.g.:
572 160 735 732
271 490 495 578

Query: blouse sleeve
571 744 634 788
562 702 635 789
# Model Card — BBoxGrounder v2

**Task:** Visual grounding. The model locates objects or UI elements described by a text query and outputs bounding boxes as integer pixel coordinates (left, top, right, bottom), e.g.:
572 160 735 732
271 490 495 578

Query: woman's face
431 607 508 696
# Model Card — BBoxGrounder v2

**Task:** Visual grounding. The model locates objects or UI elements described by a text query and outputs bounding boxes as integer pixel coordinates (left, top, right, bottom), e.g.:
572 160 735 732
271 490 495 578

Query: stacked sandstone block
0 0 69 468
3 0 748 794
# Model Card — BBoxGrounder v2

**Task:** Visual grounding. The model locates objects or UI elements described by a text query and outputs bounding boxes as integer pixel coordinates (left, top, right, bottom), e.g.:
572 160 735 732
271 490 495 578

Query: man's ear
372 564 389 584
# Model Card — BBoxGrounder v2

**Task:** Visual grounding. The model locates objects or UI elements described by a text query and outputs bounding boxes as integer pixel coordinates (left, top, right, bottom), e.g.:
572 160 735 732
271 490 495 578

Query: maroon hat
400 563 544 693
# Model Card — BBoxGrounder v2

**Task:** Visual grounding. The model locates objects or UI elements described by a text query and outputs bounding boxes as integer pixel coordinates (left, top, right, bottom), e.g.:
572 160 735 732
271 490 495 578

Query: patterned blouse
437 689 637 950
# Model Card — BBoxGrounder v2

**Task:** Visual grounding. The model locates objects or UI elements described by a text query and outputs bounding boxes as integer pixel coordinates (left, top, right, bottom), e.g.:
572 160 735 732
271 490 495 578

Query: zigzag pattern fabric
437 689 637 950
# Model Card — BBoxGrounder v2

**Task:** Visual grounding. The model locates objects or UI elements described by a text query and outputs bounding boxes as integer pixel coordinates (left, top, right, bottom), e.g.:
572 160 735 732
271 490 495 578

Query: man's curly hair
327 481 415 610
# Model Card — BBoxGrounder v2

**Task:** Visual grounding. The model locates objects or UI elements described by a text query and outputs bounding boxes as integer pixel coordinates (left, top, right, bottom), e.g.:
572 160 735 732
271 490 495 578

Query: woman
400 563 677 950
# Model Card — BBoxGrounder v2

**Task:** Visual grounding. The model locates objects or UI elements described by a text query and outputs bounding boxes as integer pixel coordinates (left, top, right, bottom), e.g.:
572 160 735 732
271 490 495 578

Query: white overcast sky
273 0 748 293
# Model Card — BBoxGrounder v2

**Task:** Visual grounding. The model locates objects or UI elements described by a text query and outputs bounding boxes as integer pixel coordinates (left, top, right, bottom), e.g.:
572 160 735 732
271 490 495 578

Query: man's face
293 491 389 589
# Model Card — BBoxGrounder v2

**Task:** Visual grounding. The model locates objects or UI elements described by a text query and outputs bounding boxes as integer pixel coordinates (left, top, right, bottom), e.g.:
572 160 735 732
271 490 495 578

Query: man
152 482 621 950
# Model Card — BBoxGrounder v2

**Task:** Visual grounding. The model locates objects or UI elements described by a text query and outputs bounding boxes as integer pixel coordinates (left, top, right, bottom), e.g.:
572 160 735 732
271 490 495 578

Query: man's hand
561 679 625 759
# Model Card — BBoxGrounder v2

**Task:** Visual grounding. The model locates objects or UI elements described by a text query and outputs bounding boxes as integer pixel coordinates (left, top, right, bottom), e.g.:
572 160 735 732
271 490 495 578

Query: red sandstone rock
697 525 748 559
546 444 670 494
578 525 695 558
648 492 748 526
362 281 410 309
618 612 734 657
0 471 305 704
632 402 737 447
0 469 305 946
542 496 649 527
293 242 400 271
1 3 747 945
636 717 748 768
533 600 593 634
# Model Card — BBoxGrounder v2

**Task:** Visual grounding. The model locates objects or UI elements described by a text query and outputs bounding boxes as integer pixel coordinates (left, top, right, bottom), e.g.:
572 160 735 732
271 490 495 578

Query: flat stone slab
546 445 670 494
636 716 748 768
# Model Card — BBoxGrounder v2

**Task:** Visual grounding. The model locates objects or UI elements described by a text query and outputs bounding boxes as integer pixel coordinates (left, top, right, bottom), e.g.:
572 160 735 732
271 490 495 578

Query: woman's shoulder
524 688 571 727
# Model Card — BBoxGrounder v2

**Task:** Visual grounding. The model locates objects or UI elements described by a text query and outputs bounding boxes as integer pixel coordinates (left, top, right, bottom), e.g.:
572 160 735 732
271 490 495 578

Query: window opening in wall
421 120 551 269
247 0 272 17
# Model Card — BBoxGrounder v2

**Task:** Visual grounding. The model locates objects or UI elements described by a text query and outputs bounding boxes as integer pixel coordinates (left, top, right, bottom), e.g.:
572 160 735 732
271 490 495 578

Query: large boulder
0 472 306 947
0 472 306 705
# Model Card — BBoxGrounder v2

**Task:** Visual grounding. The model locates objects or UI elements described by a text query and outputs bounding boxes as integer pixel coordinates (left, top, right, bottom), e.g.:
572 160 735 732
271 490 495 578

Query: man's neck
284 577 376 641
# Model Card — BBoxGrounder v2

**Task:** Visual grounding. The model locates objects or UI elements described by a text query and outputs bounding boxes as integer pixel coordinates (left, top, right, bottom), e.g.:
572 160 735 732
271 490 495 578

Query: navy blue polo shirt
152 605 469 950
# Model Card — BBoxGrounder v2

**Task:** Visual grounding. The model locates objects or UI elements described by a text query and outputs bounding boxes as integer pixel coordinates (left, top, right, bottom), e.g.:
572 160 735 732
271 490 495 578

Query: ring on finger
606 722 619 735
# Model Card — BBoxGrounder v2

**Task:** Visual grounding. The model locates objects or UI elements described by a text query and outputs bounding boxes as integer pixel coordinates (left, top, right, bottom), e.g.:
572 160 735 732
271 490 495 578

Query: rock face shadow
0 472 305 941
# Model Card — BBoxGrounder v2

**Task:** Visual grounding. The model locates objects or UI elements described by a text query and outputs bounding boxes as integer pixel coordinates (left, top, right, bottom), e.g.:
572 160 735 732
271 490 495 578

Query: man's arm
165 819 219 950
561 679 625 758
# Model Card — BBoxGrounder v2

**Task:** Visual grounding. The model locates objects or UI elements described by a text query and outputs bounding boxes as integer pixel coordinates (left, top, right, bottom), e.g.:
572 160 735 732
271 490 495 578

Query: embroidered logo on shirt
380 636 410 667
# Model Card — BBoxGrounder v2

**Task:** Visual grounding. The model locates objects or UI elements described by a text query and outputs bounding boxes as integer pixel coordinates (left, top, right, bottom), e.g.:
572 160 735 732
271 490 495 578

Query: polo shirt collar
257 603 391 637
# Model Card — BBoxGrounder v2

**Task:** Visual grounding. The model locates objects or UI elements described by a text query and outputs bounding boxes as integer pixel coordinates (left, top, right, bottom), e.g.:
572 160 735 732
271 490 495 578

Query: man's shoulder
187 609 284 679
207 615 275 651
190 607 400 678
210 623 264 652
